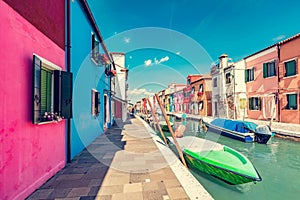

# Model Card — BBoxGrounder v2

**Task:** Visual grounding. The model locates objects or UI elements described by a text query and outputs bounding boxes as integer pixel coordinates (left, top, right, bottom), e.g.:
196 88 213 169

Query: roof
244 32 300 59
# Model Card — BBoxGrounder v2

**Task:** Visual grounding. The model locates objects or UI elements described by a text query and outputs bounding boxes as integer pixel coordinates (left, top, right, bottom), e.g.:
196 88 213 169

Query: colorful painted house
1 1 68 199
244 45 279 121
278 34 300 124
188 75 203 115
170 84 186 113
69 0 114 159
111 52 128 122
190 74 212 116
211 54 234 118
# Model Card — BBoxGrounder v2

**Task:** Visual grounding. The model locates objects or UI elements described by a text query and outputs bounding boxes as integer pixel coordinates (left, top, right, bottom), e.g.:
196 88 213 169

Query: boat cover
210 118 257 133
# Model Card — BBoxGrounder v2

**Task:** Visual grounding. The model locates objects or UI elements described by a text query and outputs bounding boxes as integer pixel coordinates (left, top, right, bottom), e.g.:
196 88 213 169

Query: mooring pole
155 93 187 167
147 98 167 145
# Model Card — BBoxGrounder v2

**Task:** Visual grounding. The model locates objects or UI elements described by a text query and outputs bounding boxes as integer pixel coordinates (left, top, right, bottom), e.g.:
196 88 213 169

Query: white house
111 52 128 122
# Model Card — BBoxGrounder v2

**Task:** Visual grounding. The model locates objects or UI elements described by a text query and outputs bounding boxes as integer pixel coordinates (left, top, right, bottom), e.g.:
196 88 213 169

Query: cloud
159 56 169 63
128 88 154 96
144 59 152 66
144 56 170 67
273 35 285 41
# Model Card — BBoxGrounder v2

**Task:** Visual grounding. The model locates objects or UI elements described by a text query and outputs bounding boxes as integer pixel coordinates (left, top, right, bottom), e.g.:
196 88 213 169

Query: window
187 78 191 85
213 78 217 87
33 55 72 124
91 89 100 116
286 94 298 110
284 60 297 77
263 61 276 78
225 72 232 84
199 101 204 110
199 84 204 92
245 68 254 82
91 33 100 64
249 97 261 110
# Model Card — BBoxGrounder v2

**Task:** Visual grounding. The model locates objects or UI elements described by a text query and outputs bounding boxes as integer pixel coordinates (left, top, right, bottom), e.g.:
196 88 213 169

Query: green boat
167 136 262 185
159 121 174 131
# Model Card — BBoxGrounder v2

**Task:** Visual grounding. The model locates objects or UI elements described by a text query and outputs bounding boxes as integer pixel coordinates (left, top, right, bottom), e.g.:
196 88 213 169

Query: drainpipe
277 44 281 122
66 0 71 163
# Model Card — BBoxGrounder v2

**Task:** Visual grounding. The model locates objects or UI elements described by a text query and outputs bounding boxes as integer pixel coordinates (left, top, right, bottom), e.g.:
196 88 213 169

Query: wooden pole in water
147 98 167 145
155 93 187 167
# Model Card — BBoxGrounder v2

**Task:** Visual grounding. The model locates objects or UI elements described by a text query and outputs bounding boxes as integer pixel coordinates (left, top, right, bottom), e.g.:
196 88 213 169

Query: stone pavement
27 115 213 200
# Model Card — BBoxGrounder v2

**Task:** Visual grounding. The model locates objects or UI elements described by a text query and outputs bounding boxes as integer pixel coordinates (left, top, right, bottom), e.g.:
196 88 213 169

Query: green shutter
54 71 73 119
263 63 267 78
41 68 52 115
249 98 253 110
33 55 42 124
61 71 73 118
245 70 249 82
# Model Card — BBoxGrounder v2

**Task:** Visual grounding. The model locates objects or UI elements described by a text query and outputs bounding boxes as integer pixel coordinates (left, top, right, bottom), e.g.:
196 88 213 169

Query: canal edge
136 115 214 200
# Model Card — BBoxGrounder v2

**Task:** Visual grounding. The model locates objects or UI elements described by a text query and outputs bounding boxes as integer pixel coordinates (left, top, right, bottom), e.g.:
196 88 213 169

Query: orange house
244 45 279 121
278 34 300 124
190 74 212 116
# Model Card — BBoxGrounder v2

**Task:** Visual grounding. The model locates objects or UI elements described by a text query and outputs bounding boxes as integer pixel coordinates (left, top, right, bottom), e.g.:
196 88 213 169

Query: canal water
156 117 300 200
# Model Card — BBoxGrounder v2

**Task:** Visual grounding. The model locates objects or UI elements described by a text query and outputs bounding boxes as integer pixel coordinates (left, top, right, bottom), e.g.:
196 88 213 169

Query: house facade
70 0 113 159
278 34 300 124
1 1 67 199
111 52 128 122
244 46 279 121
190 74 212 116
211 54 233 118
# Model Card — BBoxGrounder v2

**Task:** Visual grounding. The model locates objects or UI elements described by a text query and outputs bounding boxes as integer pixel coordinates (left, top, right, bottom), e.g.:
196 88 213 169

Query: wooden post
155 93 187 167
147 98 167 145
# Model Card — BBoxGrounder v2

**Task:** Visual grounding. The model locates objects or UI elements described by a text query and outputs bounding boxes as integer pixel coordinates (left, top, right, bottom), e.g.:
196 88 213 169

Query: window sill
37 120 62 125
282 74 298 79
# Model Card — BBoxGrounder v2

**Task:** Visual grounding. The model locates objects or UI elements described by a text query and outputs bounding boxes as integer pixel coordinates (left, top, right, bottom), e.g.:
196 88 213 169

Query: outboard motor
255 125 272 144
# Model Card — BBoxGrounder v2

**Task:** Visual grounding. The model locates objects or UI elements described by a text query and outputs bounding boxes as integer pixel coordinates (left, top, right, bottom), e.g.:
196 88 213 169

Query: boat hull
183 151 261 185
205 123 254 143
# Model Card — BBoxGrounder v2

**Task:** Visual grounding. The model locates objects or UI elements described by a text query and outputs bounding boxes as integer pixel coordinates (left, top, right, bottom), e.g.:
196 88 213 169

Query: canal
156 117 300 200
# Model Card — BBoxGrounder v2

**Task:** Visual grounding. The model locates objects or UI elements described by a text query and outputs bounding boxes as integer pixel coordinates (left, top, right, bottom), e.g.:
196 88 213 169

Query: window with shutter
91 89 100 116
32 54 72 124
263 61 276 78
286 94 298 110
284 60 297 77
91 33 100 64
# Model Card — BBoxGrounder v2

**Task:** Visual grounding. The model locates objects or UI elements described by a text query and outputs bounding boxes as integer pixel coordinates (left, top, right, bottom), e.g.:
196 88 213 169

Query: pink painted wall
279 37 300 124
0 2 66 200
245 47 278 120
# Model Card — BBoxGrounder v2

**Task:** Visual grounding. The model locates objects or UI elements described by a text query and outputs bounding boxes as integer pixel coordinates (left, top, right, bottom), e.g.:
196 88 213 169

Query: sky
87 0 300 103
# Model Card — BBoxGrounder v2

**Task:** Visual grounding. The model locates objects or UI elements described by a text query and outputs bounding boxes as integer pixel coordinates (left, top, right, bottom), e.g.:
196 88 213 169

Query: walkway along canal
154 115 300 200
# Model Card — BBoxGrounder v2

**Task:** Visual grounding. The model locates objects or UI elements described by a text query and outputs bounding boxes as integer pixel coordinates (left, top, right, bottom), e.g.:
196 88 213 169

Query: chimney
219 53 228 69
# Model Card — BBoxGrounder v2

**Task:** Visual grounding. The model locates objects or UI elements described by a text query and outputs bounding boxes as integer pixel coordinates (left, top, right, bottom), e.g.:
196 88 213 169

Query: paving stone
67 187 91 197
26 189 54 199
123 183 142 193
94 195 112 200
97 185 123 195
166 187 189 199
47 188 72 198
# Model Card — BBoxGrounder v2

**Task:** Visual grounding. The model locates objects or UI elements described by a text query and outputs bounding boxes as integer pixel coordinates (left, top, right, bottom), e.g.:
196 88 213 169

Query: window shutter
245 70 248 82
263 63 267 78
95 91 100 115
258 97 261 110
33 55 42 124
54 71 73 119
249 98 253 110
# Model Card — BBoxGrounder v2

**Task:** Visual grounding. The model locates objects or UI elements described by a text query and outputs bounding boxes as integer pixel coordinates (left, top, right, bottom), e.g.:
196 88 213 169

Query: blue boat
204 118 272 144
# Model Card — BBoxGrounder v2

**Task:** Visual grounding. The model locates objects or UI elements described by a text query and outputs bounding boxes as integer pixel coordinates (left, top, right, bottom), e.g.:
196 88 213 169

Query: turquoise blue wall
70 0 111 159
